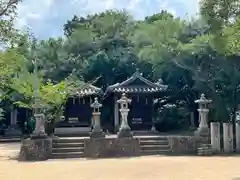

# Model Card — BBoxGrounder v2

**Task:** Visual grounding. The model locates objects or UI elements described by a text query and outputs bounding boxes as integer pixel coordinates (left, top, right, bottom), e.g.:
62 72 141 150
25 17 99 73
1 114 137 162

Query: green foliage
154 103 190 131
1 4 240 130
10 71 77 123
0 0 24 45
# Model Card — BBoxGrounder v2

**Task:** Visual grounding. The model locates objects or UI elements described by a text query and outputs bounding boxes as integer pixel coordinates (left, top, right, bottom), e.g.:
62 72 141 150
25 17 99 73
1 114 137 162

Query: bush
154 104 190 132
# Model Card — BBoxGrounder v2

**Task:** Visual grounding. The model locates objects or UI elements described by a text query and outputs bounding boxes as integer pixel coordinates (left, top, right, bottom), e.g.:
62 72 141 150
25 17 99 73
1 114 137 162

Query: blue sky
16 0 200 39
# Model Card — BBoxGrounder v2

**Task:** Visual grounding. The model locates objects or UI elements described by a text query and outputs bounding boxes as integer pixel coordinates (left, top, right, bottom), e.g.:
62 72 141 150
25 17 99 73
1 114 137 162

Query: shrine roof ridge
69 83 103 97
105 70 168 94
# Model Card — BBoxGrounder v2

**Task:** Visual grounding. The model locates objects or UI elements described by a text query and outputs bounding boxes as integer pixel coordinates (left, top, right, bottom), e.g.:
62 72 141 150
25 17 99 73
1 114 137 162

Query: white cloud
15 0 200 39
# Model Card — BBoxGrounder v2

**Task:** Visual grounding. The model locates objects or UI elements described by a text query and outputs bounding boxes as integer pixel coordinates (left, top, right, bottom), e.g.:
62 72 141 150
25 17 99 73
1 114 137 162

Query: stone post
223 122 233 153
117 93 132 138
210 122 221 153
235 123 240 152
194 94 212 137
90 97 104 138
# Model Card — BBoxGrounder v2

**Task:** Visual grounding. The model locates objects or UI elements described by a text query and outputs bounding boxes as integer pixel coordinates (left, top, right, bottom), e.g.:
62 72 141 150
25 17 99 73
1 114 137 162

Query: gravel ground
0 143 240 180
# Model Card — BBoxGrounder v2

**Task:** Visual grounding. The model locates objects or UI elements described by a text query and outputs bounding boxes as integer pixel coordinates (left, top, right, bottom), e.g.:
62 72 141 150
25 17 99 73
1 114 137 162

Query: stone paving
0 142 240 180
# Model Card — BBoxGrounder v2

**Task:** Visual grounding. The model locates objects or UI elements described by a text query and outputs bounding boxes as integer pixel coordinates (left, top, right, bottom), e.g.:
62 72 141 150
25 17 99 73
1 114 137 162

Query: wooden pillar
151 95 156 131
10 109 18 126
114 95 119 132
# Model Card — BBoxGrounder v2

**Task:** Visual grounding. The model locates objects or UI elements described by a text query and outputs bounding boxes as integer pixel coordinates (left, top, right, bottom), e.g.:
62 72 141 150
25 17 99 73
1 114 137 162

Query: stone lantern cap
117 93 132 109
195 94 212 104
91 97 102 113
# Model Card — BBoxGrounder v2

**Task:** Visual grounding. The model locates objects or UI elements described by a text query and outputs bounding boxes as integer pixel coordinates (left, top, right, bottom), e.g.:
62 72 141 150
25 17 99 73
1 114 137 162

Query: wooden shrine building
55 84 103 135
104 69 168 132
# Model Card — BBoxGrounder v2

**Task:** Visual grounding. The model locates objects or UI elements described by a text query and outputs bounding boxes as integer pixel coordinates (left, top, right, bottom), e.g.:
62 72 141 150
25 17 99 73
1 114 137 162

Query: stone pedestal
117 109 132 138
84 137 140 158
90 112 105 138
194 109 210 137
223 123 233 153
19 138 52 161
210 122 221 153
235 123 240 152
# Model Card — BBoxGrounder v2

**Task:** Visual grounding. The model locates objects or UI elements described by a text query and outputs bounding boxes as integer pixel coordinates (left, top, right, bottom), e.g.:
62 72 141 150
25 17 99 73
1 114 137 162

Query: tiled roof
106 69 168 94
69 84 102 97
112 87 164 93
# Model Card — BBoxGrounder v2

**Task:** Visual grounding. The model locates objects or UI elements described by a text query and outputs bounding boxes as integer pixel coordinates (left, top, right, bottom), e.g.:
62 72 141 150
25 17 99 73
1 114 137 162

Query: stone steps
140 140 169 146
52 147 84 153
0 137 21 143
139 137 171 155
51 138 85 159
52 142 84 148
50 136 172 159
51 152 84 159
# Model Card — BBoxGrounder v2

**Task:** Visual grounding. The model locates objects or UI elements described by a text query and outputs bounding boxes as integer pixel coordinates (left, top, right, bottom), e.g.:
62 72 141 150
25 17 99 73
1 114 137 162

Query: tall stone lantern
30 59 47 139
90 97 105 138
194 94 212 137
117 93 132 138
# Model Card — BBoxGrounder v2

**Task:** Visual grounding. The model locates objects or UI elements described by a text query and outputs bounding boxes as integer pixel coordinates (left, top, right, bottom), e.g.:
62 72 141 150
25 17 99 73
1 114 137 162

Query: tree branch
0 0 21 17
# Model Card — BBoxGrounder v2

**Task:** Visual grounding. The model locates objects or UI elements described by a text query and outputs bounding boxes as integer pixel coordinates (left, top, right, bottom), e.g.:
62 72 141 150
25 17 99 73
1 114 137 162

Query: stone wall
19 138 52 161
167 136 210 154
84 137 140 158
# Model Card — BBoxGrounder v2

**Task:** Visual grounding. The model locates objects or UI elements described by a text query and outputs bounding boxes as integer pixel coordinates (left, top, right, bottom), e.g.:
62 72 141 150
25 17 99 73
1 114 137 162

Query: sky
15 0 200 39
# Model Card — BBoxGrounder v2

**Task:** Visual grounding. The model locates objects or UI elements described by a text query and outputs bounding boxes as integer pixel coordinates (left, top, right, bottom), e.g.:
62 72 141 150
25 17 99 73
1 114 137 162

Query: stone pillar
90 97 104 138
114 95 119 132
235 123 240 152
117 93 132 138
223 122 233 153
210 122 221 153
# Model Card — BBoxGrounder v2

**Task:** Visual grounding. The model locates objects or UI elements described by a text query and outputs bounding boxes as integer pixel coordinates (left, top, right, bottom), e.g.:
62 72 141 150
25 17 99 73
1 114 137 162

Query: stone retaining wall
84 137 140 158
167 136 210 154
19 138 52 161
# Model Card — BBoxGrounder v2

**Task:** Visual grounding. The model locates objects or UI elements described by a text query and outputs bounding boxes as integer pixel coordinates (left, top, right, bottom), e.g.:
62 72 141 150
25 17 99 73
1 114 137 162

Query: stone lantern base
194 127 210 137
30 132 48 139
117 128 133 138
90 129 105 138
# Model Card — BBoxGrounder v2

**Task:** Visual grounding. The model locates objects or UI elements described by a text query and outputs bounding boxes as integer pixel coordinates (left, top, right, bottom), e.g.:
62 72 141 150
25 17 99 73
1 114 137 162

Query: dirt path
0 143 240 180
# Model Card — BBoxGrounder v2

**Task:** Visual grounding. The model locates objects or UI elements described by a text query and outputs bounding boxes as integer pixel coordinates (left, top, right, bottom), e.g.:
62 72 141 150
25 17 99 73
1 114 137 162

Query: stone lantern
194 94 212 137
117 93 132 138
30 59 47 139
90 97 104 138
31 98 47 138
